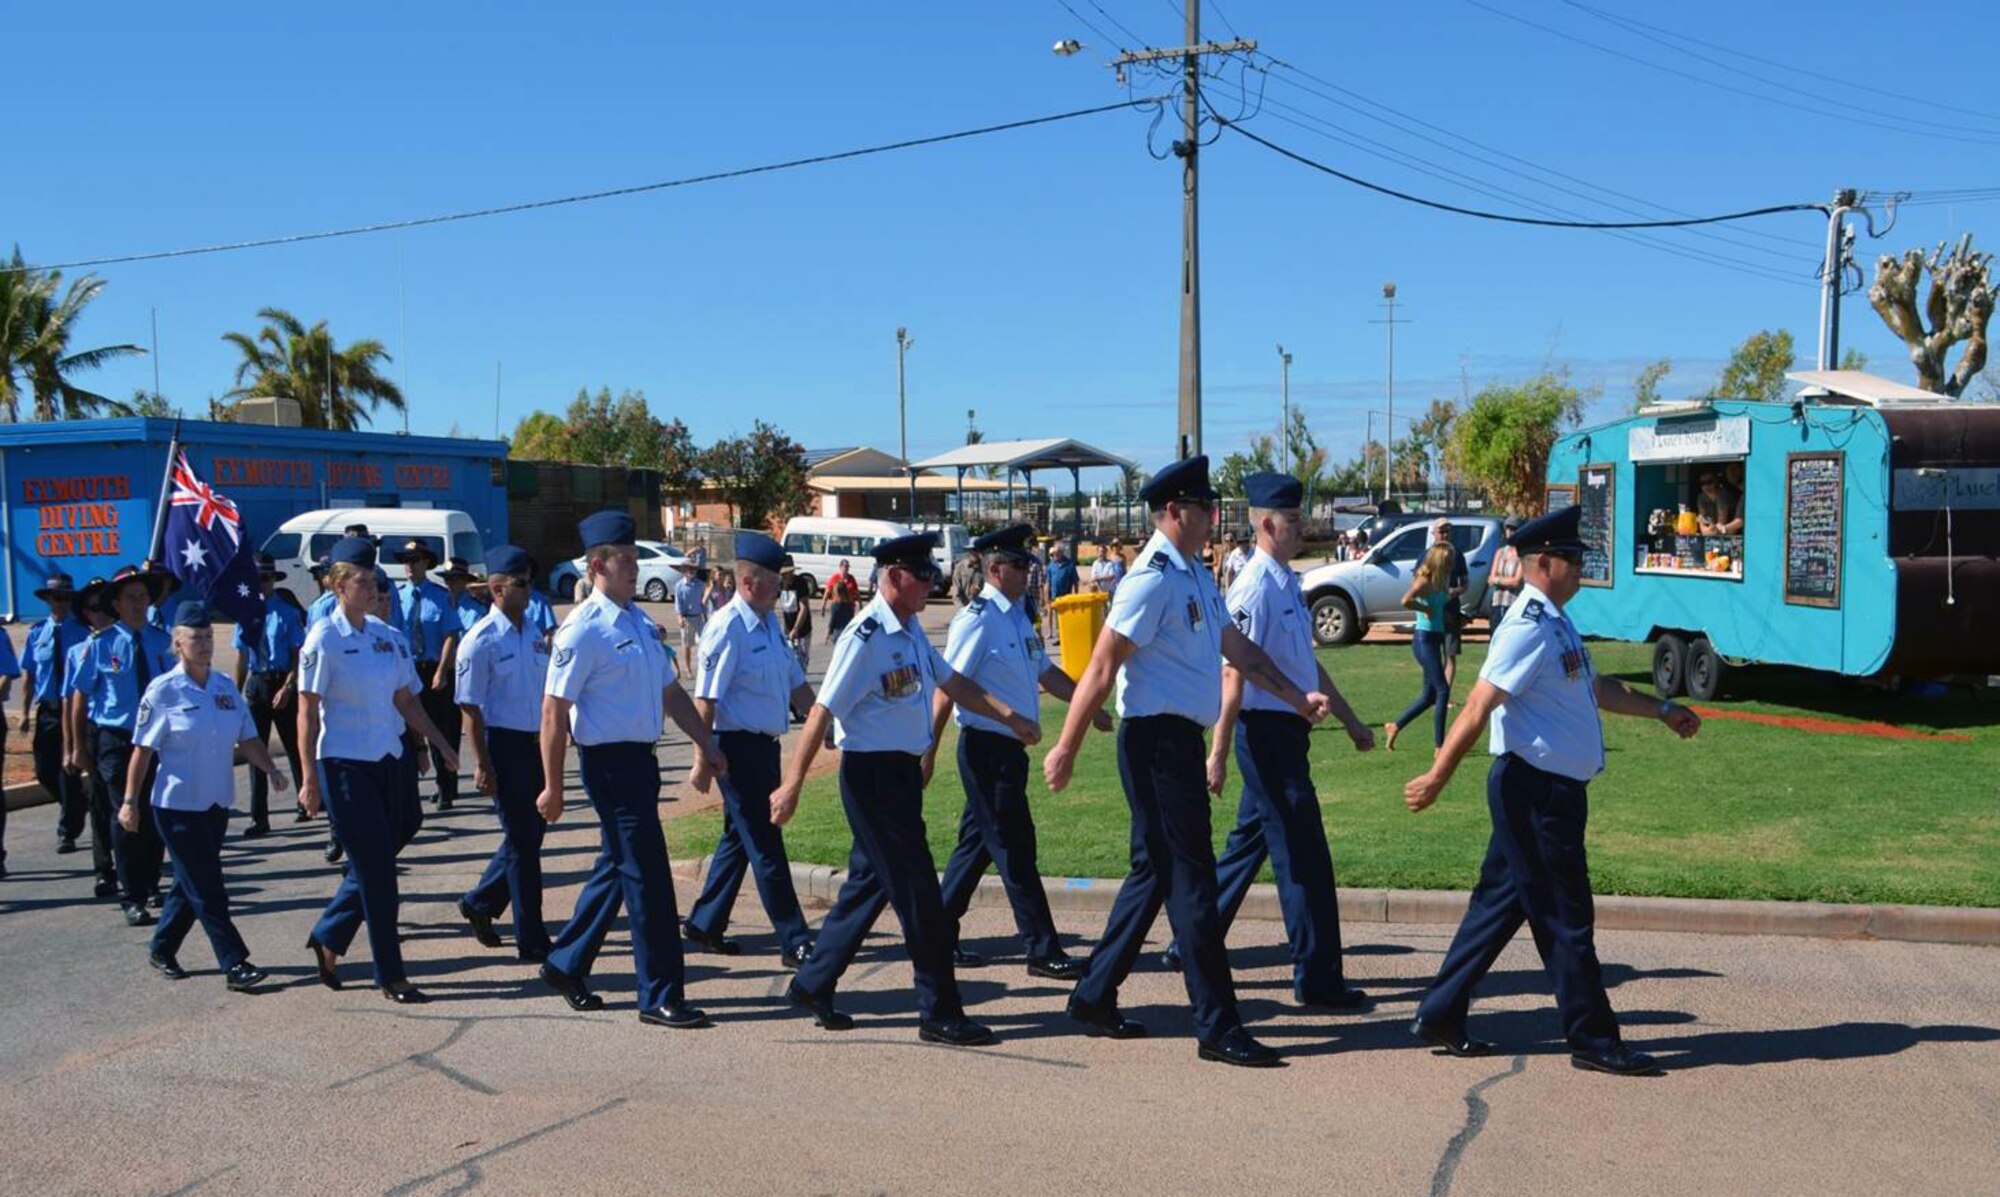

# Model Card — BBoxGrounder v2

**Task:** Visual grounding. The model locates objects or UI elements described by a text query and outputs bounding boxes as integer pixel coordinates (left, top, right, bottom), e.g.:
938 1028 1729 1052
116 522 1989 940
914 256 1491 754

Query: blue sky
12 1 1998 484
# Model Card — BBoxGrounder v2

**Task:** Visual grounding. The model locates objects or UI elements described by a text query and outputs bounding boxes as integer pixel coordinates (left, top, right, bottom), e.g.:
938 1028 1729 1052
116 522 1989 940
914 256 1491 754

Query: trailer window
1633 460 1744 580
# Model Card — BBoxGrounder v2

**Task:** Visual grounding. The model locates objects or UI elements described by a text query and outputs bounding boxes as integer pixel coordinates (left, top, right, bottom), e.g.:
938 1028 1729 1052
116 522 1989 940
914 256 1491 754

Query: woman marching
298 537 460 1004
1387 544 1457 753
121 601 289 990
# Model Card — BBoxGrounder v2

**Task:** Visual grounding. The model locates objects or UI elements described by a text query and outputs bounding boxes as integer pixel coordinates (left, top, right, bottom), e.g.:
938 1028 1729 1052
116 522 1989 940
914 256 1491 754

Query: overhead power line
1218 118 1824 230
10 97 1167 275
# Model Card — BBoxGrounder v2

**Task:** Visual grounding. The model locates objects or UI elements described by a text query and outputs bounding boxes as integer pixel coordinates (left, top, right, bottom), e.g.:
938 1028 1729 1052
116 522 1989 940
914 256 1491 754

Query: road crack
1428 1053 1527 1197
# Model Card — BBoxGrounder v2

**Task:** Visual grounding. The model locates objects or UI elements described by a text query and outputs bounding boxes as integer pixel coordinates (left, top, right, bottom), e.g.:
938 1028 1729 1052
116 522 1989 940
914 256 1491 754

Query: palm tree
0 247 144 422
222 307 404 430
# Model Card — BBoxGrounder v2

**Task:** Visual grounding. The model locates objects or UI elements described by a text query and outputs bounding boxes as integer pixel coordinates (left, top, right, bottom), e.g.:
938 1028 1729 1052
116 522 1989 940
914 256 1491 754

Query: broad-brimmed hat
395 539 440 567
255 552 283 577
106 563 170 604
435 556 476 582
34 571 77 601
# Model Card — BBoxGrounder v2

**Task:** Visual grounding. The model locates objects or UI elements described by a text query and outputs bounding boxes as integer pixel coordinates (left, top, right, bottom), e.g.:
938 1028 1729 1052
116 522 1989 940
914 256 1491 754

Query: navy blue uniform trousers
314 754 420 986
546 742 687 1011
1416 753 1621 1053
685 731 810 953
938 728 1061 959
1073 716 1241 1045
242 670 302 824
150 805 249 970
792 751 963 1023
1204 711 1348 997
462 727 551 955
95 726 163 905
36 703 85 847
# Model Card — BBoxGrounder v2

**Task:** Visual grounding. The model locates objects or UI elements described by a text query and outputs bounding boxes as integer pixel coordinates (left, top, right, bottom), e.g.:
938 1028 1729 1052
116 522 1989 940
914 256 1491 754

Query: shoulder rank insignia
855 618 879 642
553 646 576 668
967 596 988 615
1521 598 1546 623
1231 607 1252 631
1149 551 1171 570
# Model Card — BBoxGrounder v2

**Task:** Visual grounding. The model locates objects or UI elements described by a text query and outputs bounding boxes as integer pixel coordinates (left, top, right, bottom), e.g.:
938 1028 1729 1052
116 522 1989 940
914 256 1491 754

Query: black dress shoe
243 821 270 839
293 806 313 823
1026 954 1085 981
322 840 344 864
459 899 504 949
919 1015 995 1047
639 1001 711 1029
681 921 741 956
148 950 188 980
1571 1044 1664 1077
306 934 342 990
382 982 431 1005
787 981 853 1031
517 946 550 964
951 948 985 969
123 904 155 927
147 891 166 909
437 796 454 812
1410 1018 1496 1058
224 962 269 992
56 837 78 854
1198 1027 1284 1069
1067 995 1147 1039
1297 985 1373 1011
95 878 120 899
781 942 814 971
1160 945 1182 971
540 963 605 1012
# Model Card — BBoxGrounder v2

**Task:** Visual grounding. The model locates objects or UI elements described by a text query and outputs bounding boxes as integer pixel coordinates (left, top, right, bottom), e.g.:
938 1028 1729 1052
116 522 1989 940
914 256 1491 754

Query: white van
915 523 971 597
779 516 913 597
258 508 487 604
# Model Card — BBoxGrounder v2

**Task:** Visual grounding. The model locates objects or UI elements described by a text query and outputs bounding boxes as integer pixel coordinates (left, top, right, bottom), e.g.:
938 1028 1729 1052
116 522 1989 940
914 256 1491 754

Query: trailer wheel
1685 637 1726 702
1652 634 1689 698
1311 593 1361 646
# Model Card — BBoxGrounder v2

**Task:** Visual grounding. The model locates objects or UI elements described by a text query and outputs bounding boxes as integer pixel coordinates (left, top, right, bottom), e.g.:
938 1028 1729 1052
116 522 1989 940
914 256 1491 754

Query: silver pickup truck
1297 516 1507 646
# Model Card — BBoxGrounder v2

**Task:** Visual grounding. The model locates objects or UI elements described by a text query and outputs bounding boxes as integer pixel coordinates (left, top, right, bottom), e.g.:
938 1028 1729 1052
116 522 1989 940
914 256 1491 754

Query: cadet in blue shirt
61 579 120 895
453 546 555 961
1405 506 1702 1078
773 533 1039 1046
306 555 338 626
299 537 459 1005
123 601 287 991
397 540 464 811
23 574 91 858
1168 474 1375 1007
1044 456 1335 1069
523 576 558 639
232 553 306 836
536 511 725 1029
0 608 18 875
930 524 1109 981
68 565 176 925
672 562 708 664
681 531 817 968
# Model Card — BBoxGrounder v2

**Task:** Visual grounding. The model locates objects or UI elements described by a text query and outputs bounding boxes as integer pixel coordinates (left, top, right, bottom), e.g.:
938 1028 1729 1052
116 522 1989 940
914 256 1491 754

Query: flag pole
147 417 183 566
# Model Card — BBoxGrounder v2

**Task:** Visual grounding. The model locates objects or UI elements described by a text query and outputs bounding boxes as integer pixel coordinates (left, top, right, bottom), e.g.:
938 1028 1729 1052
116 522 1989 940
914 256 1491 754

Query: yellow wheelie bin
1052 591 1111 680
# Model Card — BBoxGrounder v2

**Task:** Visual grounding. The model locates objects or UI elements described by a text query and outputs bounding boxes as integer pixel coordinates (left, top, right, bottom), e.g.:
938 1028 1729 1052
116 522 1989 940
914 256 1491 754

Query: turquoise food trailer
1545 385 2000 699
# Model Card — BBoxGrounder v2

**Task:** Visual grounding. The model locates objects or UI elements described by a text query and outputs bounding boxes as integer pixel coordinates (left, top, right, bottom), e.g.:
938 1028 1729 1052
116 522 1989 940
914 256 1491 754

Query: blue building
1 418 507 621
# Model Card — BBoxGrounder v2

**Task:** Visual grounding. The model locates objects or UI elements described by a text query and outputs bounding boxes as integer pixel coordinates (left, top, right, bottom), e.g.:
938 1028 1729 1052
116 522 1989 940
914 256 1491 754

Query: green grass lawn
668 639 2000 907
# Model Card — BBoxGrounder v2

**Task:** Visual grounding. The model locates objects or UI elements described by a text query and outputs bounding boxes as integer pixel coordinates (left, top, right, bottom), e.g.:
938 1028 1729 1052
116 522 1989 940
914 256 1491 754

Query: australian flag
163 450 266 641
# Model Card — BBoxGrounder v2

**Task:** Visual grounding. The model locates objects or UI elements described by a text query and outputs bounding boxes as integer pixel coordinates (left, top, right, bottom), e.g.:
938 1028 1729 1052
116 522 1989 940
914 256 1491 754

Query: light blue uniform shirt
455 607 551 733
944 584 1046 739
64 634 101 718
307 591 337 627
0 626 21 689
135 666 257 811
693 595 807 737
299 613 419 761
1228 550 1316 716
545 589 674 746
25 616 88 704
1107 531 1227 725
817 593 953 754
454 592 486 633
1482 583 1605 782
525 591 558 637
234 597 306 673
674 574 706 617
71 622 175 732
399 577 455 661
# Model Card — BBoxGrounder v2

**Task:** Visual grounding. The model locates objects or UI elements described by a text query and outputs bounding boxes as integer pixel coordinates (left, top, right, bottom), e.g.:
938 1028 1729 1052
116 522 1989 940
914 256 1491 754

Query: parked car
1298 515 1506 646
548 539 686 602
779 516 913 596
260 507 486 607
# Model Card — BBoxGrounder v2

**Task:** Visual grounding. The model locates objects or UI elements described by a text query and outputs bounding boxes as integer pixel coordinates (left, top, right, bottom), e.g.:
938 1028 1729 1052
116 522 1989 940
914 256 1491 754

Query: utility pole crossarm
1110 39 1257 67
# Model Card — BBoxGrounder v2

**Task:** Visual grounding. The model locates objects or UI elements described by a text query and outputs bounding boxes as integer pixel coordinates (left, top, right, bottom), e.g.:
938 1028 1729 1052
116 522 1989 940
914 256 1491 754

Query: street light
896 326 916 520
1275 343 1292 475
1052 38 1084 56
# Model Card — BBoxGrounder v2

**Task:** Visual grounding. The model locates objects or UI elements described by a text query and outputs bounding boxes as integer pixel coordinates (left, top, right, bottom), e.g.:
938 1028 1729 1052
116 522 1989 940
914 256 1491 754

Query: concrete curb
4 781 49 812
668 857 2000 948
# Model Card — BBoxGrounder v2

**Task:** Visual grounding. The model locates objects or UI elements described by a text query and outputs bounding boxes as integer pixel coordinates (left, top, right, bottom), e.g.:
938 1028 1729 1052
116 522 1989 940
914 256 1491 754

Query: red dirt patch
1686 704 1973 744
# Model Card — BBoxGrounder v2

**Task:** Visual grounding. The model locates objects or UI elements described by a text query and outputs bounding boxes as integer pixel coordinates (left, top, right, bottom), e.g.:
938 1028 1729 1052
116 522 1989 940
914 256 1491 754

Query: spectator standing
1387 544 1457 753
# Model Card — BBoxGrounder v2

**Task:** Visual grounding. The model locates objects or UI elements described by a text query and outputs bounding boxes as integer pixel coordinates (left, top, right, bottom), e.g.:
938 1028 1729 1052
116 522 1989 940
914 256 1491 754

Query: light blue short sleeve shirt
817 594 952 754
944 585 1046 738
299 613 415 761
1482 583 1605 781
544 590 674 746
694 595 807 737
136 666 258 811
1229 550 1317 715
1106 531 1226 725
455 607 551 733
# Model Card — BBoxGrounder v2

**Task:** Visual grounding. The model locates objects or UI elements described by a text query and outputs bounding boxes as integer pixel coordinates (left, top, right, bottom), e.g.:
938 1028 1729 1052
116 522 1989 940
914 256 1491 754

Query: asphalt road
3 601 1998 1195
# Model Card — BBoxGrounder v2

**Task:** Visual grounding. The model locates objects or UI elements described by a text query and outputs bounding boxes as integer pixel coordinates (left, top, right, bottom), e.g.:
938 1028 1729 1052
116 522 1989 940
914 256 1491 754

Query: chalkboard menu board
1577 464 1614 587
1785 451 1843 607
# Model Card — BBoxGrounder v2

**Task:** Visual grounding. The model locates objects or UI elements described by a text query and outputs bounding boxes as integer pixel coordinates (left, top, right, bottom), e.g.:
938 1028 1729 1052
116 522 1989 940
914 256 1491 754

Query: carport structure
909 437 1135 536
